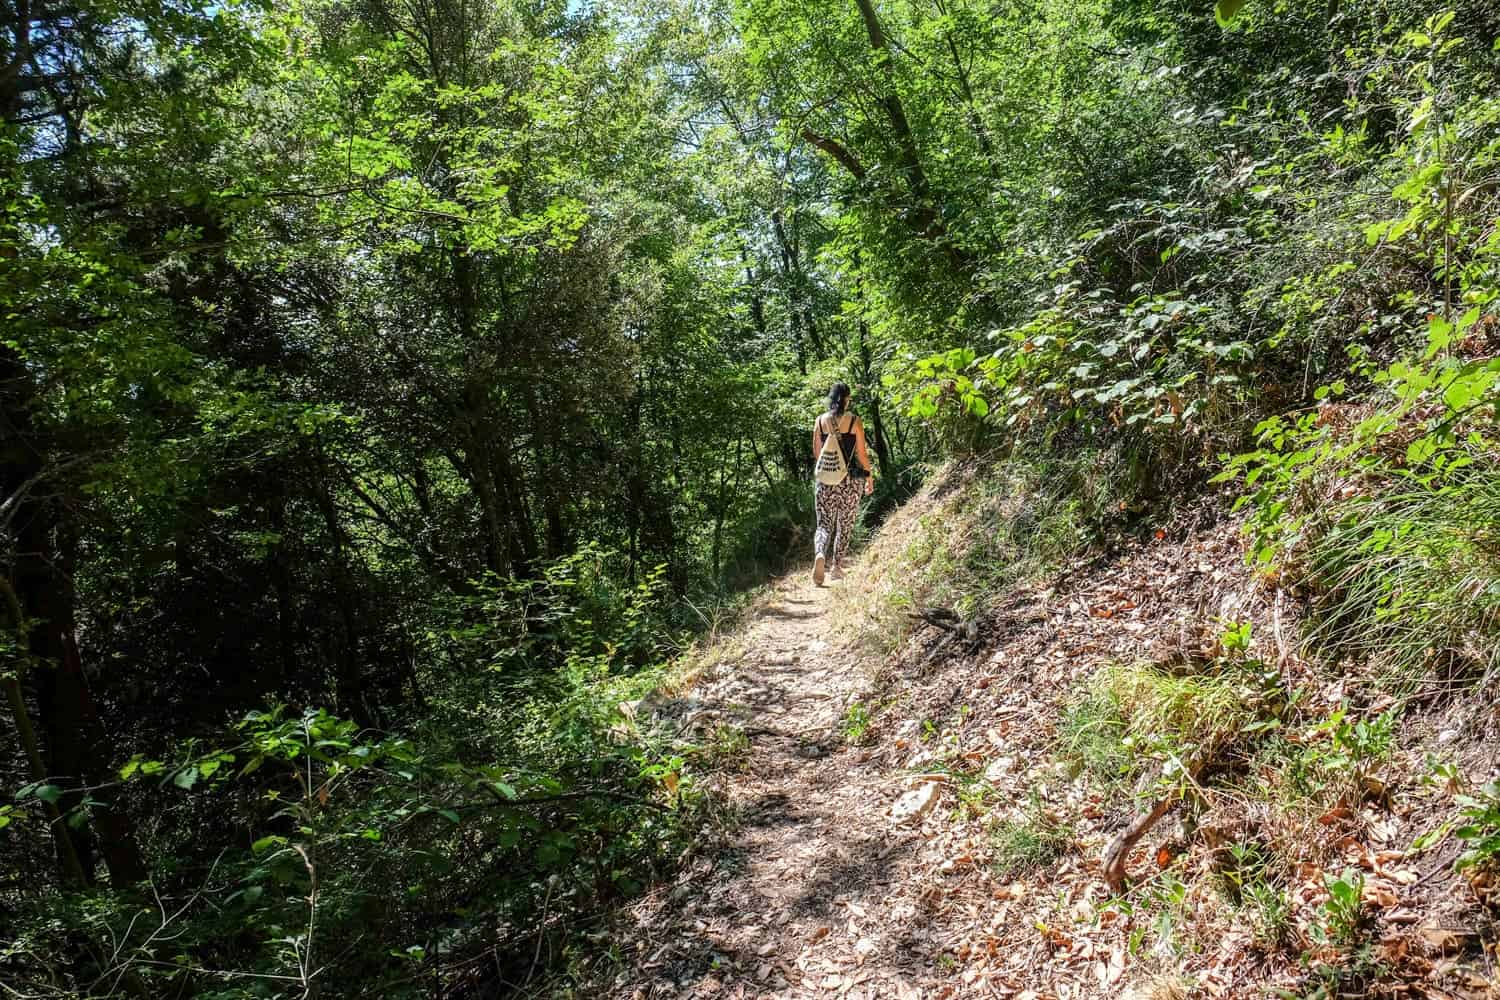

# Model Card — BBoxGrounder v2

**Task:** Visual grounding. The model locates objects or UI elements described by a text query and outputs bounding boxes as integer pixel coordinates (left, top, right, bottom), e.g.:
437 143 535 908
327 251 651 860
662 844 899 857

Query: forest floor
578 472 1500 1000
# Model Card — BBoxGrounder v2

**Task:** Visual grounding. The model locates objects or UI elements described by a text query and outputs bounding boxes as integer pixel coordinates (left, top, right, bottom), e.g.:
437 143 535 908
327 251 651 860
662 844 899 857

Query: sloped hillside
842 461 1499 998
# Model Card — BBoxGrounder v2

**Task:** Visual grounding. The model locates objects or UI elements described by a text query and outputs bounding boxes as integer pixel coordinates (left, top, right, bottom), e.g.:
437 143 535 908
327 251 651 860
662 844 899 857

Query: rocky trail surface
599 567 971 1000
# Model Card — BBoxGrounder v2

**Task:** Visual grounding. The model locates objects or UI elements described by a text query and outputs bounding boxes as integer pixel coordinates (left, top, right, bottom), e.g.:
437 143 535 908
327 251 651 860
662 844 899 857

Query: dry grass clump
1294 470 1500 697
831 449 1132 658
1061 655 1280 795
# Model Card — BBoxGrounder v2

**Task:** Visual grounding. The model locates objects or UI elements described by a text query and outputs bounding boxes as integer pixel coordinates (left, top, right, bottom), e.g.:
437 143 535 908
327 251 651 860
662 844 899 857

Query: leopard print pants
814 478 862 564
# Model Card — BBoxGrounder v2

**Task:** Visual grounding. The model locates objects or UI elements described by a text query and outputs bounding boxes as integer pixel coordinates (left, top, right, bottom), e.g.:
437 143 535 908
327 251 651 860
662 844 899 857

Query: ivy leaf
1215 0 1248 27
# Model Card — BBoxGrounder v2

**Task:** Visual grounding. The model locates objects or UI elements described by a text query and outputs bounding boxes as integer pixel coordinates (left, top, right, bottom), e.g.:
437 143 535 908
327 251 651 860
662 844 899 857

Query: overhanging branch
800 128 866 180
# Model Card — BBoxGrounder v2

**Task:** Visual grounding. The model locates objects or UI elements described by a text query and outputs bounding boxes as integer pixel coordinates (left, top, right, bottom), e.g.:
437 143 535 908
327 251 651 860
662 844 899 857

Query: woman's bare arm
854 420 875 475
811 417 824 463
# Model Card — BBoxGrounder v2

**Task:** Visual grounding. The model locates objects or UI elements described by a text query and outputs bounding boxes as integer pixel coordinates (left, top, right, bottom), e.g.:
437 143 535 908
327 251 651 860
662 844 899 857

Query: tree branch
799 128 866 180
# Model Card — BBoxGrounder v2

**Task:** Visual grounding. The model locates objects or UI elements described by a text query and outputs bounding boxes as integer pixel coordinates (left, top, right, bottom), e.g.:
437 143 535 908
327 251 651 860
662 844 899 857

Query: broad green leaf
1215 0 1249 27
251 835 286 854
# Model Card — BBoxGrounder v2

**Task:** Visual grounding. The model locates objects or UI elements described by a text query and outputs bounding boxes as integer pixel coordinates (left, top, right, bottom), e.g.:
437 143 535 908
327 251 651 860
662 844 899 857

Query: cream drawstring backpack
815 413 851 485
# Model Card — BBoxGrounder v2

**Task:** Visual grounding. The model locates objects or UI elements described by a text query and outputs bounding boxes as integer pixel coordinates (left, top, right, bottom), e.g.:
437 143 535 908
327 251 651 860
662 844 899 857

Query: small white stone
889 782 940 825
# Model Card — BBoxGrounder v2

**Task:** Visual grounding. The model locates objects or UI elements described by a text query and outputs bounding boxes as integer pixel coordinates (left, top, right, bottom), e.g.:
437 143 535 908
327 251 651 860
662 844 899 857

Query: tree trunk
771 210 827 361
309 439 377 727
857 322 896 472
495 438 537 575
2 343 146 886
932 0 1002 178
475 463 511 574
0 579 87 886
851 0 940 234
267 495 297 693
523 386 570 559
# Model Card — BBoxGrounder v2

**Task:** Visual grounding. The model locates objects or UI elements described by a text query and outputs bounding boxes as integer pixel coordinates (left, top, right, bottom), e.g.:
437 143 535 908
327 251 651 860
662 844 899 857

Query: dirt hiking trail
603 565 964 1000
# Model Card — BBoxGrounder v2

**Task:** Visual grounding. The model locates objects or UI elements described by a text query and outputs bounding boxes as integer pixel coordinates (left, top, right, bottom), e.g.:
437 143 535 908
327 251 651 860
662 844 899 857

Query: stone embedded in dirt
1419 922 1474 956
890 781 940 824
983 757 1014 782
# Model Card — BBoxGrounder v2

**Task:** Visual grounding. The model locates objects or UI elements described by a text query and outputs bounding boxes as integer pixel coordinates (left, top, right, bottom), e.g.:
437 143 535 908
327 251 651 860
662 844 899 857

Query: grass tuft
1060 659 1276 795
988 790 1072 881
1298 471 1500 696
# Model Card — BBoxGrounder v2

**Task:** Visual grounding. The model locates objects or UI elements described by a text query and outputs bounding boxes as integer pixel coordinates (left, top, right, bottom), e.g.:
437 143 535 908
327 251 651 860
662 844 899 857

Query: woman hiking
811 382 875 586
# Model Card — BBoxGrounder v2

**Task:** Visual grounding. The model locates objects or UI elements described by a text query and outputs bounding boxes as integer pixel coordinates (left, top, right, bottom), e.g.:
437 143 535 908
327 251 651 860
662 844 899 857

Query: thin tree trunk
310 439 375 727
857 322 896 472
892 410 910 459
2 345 145 886
469 451 512 576
932 0 1001 176
496 439 537 574
0 578 86 885
747 436 782 495
267 496 297 693
524 387 570 559
771 210 827 361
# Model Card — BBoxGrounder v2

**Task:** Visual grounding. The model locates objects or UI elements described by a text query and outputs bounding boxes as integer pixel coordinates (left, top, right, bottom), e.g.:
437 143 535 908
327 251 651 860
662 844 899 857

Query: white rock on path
889 781 940 825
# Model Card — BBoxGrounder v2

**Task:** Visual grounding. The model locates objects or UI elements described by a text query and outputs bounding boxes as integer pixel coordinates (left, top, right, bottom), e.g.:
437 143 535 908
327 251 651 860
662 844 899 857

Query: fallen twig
1101 795 1176 893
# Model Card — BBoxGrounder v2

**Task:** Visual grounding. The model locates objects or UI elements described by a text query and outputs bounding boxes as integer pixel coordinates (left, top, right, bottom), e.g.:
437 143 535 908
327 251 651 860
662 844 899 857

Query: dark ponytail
826 382 851 416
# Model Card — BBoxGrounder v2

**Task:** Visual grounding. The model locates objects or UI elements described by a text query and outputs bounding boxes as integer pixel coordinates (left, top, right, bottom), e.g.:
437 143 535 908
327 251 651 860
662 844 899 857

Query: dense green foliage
2 0 1497 993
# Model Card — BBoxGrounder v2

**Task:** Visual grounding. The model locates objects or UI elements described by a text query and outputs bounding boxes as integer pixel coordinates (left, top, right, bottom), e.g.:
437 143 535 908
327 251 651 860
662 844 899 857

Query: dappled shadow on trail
756 605 824 621
582 570 948 1000
780 835 916 920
